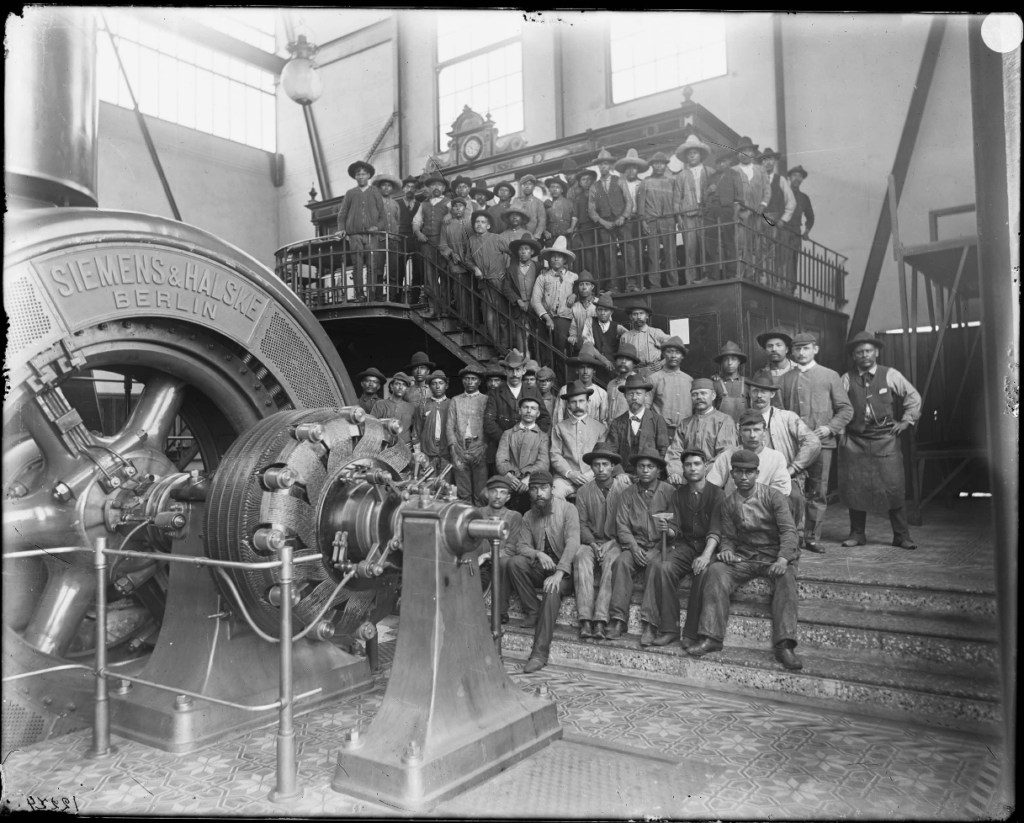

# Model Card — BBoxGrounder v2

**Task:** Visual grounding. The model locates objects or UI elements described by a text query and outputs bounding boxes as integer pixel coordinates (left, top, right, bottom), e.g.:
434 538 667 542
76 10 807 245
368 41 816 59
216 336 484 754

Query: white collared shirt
795 360 818 373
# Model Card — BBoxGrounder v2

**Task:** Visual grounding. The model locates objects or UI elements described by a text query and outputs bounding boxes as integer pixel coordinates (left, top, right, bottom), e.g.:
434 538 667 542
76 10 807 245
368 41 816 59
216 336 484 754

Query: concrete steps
492 567 1002 734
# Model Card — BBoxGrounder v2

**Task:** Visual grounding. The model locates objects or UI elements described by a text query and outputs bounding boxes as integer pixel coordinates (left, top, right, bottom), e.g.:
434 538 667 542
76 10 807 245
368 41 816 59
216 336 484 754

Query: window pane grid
98 11 276 152
610 14 727 104
437 41 523 148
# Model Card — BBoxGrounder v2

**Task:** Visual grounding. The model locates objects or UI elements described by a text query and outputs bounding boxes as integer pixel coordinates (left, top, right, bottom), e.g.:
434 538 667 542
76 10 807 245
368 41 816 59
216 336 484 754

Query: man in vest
411 172 450 318
336 159 387 303
587 148 634 292
446 363 489 506
839 332 922 550
371 372 417 452
673 134 716 284
576 292 626 379
759 148 796 288
778 333 854 553
711 340 749 423
731 137 771 282
605 374 670 473
753 327 795 410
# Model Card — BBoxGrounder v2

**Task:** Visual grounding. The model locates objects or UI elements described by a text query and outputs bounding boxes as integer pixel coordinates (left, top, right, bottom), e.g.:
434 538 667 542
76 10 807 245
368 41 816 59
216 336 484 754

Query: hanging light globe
281 35 323 105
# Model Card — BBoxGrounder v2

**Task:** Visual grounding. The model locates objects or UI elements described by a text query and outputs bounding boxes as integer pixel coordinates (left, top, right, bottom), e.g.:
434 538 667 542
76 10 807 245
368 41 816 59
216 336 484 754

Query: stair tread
503 622 1001 701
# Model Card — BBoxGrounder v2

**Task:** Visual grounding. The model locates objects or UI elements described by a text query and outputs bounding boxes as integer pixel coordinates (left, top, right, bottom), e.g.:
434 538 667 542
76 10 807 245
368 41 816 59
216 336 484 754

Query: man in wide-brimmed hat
411 171 451 317
447 363 490 506
505 470 582 674
543 176 577 246
556 344 609 422
781 165 814 292
498 206 531 245
674 134 717 284
710 340 749 423
605 341 650 423
649 335 694 441
439 197 474 318
566 269 599 355
573 442 626 640
405 350 436 411
487 179 516 233
574 291 627 376
336 159 387 302
370 371 417 450
752 327 795 409
551 379 608 500
572 164 600 278
638 150 679 288
731 136 771 282
412 369 451 473
707 146 741 280
502 232 542 358
605 446 677 642
615 149 648 291
356 366 388 413
689 447 803 671
758 147 796 288
484 348 552 470
469 179 493 211
838 331 922 550
372 173 404 300
509 174 546 239
587 147 635 291
605 374 669 471
666 378 738 482
532 236 578 355
778 332 853 553
620 300 671 380
450 175 473 202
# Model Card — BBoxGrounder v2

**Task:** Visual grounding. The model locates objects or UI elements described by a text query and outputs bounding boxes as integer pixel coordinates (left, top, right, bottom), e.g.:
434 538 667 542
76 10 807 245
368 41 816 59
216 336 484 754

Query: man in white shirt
707 410 791 497
673 134 716 284
551 380 608 500
555 344 609 422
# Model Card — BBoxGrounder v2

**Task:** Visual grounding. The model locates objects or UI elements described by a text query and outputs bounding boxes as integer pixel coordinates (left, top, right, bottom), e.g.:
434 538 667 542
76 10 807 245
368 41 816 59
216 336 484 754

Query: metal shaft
491 535 502 654
270 542 300 801
89 537 113 758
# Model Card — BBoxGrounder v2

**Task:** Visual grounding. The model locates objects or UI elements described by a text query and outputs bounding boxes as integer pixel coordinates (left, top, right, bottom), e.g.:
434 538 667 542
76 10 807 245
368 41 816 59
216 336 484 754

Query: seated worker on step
688 448 803 671
504 471 582 674
496 396 551 513
475 475 524 626
573 442 626 641
665 378 738 482
645 448 725 649
706 410 790 497
605 447 677 641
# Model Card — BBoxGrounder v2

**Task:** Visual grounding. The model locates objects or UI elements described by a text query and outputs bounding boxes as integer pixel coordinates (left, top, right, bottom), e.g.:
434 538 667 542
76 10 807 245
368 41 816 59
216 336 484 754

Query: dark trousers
402 233 422 303
550 316 572 356
453 458 488 506
480 555 512 615
848 507 911 541
803 449 833 540
707 208 737 279
641 540 709 639
505 555 573 664
574 226 599 284
699 560 799 648
608 547 657 625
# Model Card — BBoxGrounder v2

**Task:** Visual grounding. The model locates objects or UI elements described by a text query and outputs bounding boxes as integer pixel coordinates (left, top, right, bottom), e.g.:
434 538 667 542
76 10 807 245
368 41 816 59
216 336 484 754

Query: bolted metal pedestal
331 500 561 812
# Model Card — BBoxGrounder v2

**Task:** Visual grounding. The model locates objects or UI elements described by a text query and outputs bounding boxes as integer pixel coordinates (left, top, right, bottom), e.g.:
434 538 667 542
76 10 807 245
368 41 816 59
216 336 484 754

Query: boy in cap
503 233 542 358
405 351 436 411
505 470 582 673
446 364 490 506
488 180 516 234
556 344 609 422
550 380 608 500
356 367 387 414
531 237 579 356
710 341 748 423
649 335 694 441
509 175 547 238
543 176 576 246
605 342 651 424
588 148 633 291
440 196 475 318
666 378 738 483
373 173 403 300
621 302 670 379
411 369 450 472
468 210 513 345
637 150 679 288
707 410 791 497
337 159 387 302
574 442 626 639
606 374 670 471
606 447 677 641
731 137 771 282
778 332 853 552
688 448 803 671
536 366 558 419
496 396 551 513
371 372 417 449
614 149 648 291
566 270 599 354
411 173 451 317
673 134 716 284
475 474 523 624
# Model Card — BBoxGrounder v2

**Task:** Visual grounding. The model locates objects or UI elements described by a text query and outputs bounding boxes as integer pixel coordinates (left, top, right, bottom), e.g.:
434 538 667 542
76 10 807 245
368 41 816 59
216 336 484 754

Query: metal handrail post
269 541 300 802
490 527 502 657
88 537 115 758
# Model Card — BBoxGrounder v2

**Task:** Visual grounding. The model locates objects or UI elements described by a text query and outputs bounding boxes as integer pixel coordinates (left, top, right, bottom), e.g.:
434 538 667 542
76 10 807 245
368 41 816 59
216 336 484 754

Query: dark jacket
484 384 552 462
605 408 670 472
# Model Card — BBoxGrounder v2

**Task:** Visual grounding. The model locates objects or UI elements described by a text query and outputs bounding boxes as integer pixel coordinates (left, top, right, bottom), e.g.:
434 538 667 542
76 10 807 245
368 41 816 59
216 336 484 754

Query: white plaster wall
97 101 279 269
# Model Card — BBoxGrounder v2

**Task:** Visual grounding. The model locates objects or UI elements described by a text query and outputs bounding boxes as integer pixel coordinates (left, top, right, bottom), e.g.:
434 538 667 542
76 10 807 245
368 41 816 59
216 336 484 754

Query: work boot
605 619 626 640
892 536 918 550
579 620 594 639
592 621 607 640
639 623 656 647
774 646 803 670
523 658 546 674
841 533 867 547
653 631 680 646
687 637 723 657
521 614 539 630
802 536 825 553
679 635 696 650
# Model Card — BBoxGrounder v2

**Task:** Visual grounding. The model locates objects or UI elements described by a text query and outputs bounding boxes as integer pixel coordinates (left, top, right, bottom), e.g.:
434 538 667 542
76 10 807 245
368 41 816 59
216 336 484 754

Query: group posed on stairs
331 135 816 361
353 323 924 676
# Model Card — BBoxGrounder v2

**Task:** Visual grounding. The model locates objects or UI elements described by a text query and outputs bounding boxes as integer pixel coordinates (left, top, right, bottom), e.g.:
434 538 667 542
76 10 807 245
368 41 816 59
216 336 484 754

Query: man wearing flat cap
337 159 387 302
674 134 717 284
707 409 791 498
509 175 547 239
371 372 417 450
505 471 582 673
688 448 803 670
356 367 387 414
551 379 608 500
666 378 738 482
637 151 679 288
496 395 551 513
649 335 694 442
447 364 490 506
778 332 853 552
606 447 677 642
839 332 922 550
475 474 523 624
606 373 670 472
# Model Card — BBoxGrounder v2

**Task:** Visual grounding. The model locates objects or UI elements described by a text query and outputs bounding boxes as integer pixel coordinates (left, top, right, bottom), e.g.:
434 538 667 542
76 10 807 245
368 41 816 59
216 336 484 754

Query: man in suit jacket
605 373 670 473
484 348 552 467
778 333 854 553
673 134 716 284
497 396 551 513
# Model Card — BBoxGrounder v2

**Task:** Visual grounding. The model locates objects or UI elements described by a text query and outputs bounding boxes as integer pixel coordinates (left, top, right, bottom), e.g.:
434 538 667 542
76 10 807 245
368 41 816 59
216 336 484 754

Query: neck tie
631 416 641 436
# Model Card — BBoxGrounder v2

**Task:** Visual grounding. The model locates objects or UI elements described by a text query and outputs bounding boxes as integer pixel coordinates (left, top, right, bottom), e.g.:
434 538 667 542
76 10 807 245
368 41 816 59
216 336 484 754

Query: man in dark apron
838 332 922 549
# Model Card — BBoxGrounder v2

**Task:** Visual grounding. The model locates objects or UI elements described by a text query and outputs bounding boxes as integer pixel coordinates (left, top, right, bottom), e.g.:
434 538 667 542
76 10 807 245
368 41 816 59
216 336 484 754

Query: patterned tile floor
0 644 1009 819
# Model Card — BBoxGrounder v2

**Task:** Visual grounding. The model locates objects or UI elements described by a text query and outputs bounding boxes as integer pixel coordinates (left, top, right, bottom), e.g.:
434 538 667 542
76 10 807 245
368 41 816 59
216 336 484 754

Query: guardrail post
88 537 115 758
269 541 300 802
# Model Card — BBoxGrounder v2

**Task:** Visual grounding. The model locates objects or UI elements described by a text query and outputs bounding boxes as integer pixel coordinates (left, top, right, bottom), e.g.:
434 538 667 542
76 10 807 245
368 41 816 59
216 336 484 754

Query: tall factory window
436 12 524 149
609 13 727 105
98 10 278 153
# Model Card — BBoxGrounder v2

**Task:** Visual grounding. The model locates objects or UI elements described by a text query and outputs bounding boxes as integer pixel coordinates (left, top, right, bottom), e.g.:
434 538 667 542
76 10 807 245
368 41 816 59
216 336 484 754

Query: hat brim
348 161 376 178
372 175 401 190
756 332 793 349
405 359 436 371
357 370 386 382
583 450 622 466
628 452 667 469
559 386 595 400
614 158 651 173
422 175 446 187
501 209 530 223
469 187 493 198
618 381 653 393
566 356 603 369
540 246 576 262
675 146 710 161
509 238 542 256
623 303 651 315
713 352 748 363
745 380 779 392
846 336 884 353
